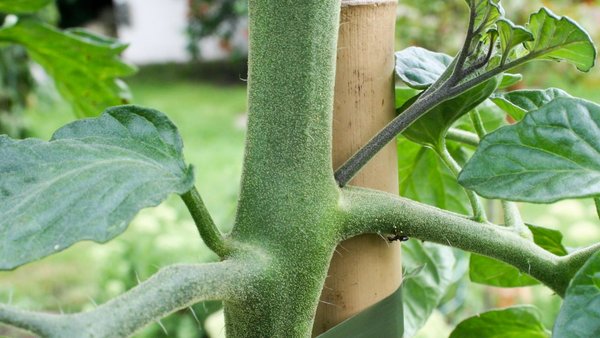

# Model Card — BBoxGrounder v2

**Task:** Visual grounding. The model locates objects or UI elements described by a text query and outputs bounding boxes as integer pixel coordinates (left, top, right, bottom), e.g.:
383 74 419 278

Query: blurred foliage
91 204 223 338
0 44 32 138
0 4 57 137
0 77 247 338
55 0 113 29
395 0 600 54
0 1 134 124
0 20 136 117
186 0 248 60
395 0 600 98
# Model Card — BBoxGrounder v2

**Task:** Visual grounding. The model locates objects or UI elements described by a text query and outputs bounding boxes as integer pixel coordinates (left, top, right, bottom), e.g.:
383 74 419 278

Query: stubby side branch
0 259 262 337
338 187 599 296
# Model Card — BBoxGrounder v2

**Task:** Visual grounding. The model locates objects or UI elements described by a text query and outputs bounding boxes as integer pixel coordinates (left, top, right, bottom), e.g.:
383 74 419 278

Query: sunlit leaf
469 0 503 35
554 251 600 337
395 87 419 109
0 19 136 117
398 138 470 214
490 88 572 121
526 224 568 256
498 73 522 89
395 47 452 89
403 240 456 338
497 19 533 64
0 106 194 270
459 97 600 203
449 306 550 338
524 8 596 72
0 0 51 13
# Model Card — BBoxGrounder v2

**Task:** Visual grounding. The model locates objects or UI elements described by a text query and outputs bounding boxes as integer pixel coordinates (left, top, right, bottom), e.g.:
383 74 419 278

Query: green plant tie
317 285 403 338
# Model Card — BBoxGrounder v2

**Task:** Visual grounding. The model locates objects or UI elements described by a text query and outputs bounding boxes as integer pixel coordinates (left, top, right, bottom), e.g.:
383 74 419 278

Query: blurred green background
1 0 600 337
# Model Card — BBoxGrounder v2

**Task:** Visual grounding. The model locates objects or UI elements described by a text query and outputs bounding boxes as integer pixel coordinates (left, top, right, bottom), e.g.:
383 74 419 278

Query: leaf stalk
437 142 487 222
181 187 231 257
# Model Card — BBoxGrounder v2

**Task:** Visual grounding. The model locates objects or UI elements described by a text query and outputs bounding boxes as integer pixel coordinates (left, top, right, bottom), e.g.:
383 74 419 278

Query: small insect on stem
387 233 409 242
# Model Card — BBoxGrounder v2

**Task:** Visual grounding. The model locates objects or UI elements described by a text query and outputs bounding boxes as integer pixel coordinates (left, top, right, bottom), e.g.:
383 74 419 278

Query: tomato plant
1 0 599 337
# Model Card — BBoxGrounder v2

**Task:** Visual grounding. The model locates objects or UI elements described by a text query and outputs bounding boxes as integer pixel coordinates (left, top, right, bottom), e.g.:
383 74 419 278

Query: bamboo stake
313 0 401 335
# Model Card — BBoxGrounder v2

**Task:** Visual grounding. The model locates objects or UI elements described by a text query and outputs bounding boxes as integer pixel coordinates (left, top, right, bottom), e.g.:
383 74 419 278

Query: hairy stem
437 142 487 222
338 187 594 296
0 259 262 337
449 1 477 86
181 187 231 257
334 50 541 186
461 34 496 76
335 89 450 185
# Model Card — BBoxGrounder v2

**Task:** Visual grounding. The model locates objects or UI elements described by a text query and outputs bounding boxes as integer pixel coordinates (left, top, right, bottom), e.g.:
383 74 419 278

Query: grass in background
2 60 600 337
0 76 247 338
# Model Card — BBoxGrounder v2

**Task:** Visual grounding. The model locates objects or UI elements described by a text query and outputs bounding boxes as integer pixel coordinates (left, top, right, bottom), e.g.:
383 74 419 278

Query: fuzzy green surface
225 0 343 336
339 186 600 296
0 260 263 337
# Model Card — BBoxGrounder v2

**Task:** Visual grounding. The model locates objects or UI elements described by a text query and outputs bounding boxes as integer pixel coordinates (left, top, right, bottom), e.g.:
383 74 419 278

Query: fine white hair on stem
341 0 397 6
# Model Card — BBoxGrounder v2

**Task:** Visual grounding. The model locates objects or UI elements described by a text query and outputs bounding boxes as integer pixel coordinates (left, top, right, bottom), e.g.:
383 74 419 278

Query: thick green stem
437 143 487 222
181 187 230 257
339 187 593 296
0 260 262 337
224 0 342 336
233 0 340 240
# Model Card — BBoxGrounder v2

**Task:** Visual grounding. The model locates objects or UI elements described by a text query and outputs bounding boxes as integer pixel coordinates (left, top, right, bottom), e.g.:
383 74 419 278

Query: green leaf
470 254 540 287
449 306 551 338
469 224 567 287
0 105 194 270
0 19 136 117
398 138 470 214
524 8 596 72
0 0 51 13
395 87 419 109
401 76 500 148
469 0 503 35
403 240 456 338
394 47 453 89
498 73 522 89
527 224 568 256
398 137 464 337
459 97 600 203
497 19 534 64
490 88 572 121
554 251 600 337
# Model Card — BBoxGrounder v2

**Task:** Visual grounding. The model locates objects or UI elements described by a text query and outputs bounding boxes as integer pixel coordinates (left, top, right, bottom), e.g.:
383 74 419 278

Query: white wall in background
115 0 189 64
114 0 248 65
